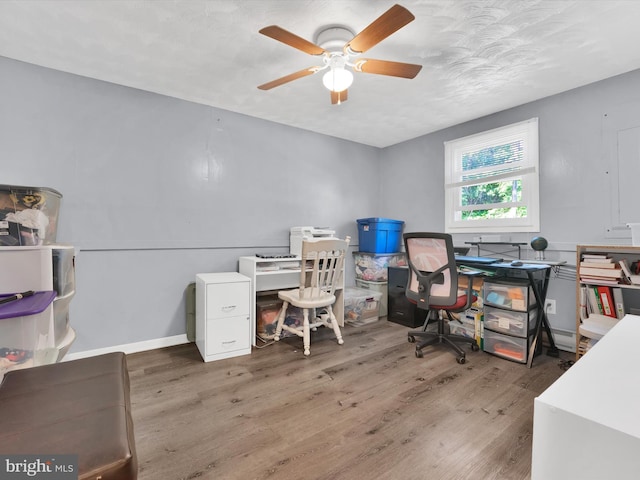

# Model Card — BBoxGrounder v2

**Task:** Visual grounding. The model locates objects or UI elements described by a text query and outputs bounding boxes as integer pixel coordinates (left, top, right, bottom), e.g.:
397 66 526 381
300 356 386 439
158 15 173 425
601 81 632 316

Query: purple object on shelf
0 291 56 319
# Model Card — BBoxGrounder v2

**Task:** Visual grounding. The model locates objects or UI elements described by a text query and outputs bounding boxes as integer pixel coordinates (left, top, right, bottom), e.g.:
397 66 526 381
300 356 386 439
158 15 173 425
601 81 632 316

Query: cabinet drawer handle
221 305 237 312
222 340 237 345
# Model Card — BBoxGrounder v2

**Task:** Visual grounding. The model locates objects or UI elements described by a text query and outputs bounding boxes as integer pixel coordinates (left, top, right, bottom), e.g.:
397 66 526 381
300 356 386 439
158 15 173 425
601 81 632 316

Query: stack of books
579 254 623 285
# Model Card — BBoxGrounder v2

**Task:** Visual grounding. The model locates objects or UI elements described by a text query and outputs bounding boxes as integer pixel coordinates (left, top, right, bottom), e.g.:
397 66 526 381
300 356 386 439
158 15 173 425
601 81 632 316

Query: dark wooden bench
0 352 137 480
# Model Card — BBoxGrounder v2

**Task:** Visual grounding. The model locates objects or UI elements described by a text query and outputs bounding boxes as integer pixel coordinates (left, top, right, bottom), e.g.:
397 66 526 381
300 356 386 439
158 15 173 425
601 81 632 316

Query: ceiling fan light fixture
322 67 353 92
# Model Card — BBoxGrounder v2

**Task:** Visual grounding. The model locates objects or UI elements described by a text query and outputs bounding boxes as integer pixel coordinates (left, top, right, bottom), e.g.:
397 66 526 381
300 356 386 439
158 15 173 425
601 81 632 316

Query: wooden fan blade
345 4 415 54
330 89 348 105
355 59 422 78
257 67 321 90
259 25 325 55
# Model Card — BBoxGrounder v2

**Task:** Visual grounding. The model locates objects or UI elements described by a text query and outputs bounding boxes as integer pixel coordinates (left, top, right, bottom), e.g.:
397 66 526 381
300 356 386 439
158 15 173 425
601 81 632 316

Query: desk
531 314 640 479
456 258 561 367
238 256 344 346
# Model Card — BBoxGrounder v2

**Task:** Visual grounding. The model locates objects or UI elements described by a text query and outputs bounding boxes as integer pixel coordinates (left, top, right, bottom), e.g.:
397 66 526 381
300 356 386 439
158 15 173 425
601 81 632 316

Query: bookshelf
576 245 640 360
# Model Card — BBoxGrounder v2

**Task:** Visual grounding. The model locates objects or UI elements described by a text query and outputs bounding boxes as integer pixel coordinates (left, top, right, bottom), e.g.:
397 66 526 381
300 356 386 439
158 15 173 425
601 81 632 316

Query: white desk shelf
238 256 344 346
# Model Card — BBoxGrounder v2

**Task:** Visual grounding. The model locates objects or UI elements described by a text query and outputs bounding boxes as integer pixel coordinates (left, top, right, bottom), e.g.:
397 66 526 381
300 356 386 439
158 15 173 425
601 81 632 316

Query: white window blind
444 118 540 233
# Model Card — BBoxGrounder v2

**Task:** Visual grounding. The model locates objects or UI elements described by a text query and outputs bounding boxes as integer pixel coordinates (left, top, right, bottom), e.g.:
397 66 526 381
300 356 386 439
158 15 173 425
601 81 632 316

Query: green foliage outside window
460 142 525 220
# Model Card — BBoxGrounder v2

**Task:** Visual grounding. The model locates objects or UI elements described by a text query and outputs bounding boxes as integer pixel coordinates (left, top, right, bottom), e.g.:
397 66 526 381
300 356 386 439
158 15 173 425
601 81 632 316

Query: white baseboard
63 334 190 361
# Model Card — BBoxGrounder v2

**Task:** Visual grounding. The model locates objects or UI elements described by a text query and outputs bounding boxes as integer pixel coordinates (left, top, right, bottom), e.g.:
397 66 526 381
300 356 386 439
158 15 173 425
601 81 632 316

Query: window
444 118 539 234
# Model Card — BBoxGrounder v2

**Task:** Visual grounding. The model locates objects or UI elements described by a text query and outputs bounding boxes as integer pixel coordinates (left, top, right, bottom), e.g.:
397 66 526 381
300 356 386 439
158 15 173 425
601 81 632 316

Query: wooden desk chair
404 232 480 364
274 236 350 356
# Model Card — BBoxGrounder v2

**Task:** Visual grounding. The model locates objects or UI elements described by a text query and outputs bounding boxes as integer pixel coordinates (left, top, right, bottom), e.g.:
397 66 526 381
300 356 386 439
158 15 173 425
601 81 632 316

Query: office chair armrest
458 271 483 310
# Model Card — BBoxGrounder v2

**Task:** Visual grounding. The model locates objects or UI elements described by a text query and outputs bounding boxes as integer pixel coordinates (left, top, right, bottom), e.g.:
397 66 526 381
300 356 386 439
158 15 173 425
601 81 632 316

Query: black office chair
404 232 480 364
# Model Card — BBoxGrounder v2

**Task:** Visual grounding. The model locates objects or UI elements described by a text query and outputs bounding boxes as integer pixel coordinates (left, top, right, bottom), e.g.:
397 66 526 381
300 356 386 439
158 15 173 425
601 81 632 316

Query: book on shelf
612 287 626 319
618 259 640 285
581 254 613 262
587 286 603 315
579 261 617 269
597 285 617 318
578 266 623 279
579 285 589 320
579 276 620 286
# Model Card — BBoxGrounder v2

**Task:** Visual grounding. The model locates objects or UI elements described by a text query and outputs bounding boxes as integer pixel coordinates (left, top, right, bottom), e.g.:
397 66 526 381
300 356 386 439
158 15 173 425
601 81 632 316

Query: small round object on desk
531 236 548 251
511 260 523 266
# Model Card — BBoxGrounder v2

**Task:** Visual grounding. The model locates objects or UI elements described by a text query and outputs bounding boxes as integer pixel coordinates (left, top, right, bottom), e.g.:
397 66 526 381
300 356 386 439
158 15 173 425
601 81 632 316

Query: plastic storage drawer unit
356 218 404 253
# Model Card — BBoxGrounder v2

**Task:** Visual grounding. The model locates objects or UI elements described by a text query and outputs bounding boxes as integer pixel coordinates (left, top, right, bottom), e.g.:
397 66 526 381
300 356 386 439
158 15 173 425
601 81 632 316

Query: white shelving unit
195 272 251 362
575 244 640 360
238 256 344 346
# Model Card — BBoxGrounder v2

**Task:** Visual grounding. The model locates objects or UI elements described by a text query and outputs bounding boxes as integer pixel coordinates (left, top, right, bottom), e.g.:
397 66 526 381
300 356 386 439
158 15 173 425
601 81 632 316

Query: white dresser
195 272 251 362
532 314 640 479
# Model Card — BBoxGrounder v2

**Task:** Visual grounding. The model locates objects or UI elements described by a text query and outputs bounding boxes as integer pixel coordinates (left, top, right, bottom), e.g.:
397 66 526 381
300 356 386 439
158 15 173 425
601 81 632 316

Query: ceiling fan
257 4 422 105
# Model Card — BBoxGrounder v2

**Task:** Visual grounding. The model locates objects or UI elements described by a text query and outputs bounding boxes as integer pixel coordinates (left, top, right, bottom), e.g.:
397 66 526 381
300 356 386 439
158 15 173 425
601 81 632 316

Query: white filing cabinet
195 272 251 362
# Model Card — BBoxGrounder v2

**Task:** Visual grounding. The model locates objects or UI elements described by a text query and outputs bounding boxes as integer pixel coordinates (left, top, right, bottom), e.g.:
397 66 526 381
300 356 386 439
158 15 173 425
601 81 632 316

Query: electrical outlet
545 299 556 315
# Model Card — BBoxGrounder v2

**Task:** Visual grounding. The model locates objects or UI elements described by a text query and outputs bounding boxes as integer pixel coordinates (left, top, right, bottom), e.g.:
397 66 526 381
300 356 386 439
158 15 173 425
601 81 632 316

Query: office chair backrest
404 232 458 308
299 236 350 299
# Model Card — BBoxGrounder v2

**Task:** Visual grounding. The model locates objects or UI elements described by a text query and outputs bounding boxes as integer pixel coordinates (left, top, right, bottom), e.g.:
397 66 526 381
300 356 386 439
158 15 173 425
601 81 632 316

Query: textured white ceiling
2 0 640 147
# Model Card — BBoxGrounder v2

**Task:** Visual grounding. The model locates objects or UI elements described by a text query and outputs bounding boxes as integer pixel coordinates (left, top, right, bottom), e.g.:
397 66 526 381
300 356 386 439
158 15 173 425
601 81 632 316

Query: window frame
444 117 540 234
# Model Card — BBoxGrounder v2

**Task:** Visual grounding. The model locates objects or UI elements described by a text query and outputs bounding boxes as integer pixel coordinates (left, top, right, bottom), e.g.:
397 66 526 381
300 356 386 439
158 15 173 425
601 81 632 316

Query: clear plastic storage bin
449 321 476 340
353 252 406 282
355 279 388 316
0 290 57 375
344 287 382 325
0 185 62 246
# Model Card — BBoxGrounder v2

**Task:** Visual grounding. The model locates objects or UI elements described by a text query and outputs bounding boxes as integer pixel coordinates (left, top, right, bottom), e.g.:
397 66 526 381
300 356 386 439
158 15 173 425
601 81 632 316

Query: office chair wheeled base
408 314 479 364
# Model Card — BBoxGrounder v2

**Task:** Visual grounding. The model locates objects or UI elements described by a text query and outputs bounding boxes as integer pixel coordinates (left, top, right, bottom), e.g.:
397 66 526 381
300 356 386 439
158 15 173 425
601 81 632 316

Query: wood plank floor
126 320 571 480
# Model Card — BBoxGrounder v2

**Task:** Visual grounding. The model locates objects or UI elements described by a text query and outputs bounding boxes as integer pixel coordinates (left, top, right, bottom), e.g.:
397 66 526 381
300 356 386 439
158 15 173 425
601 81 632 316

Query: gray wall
3 53 640 353
0 56 381 353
